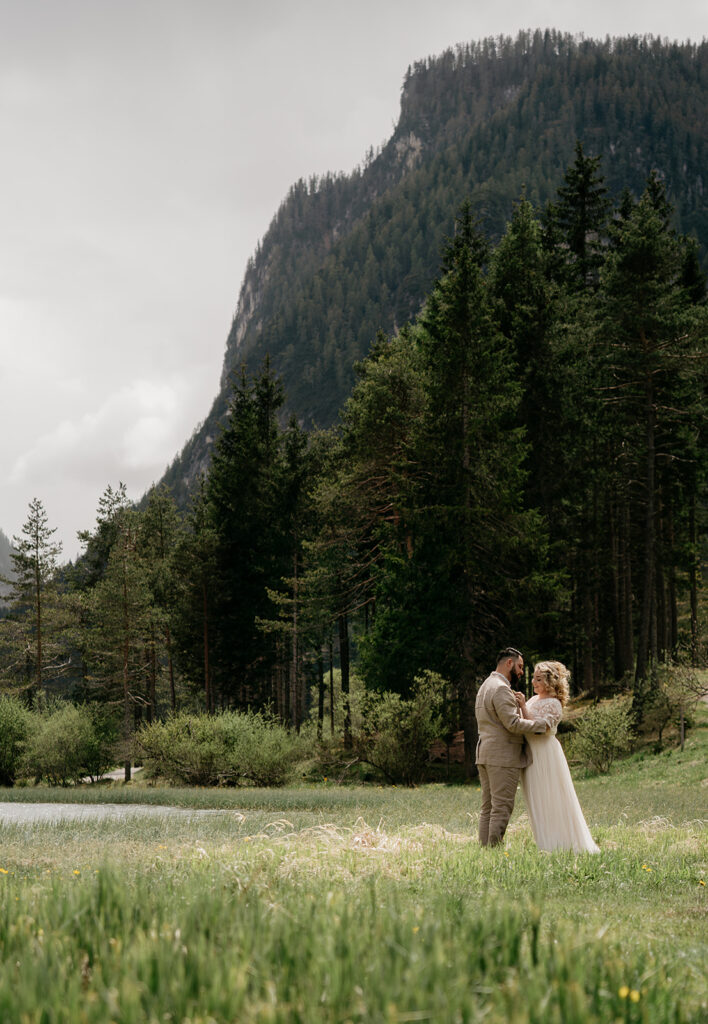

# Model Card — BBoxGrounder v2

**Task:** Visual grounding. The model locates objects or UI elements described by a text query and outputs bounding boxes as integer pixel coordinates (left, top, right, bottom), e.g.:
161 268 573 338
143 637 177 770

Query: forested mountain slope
0 528 14 603
162 30 708 504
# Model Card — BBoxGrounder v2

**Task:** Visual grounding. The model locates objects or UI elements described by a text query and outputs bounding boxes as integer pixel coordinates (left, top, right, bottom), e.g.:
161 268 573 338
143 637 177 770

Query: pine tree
551 141 610 290
600 181 702 708
172 479 219 713
418 203 535 774
0 498 66 695
206 360 292 709
83 508 153 779
73 483 131 591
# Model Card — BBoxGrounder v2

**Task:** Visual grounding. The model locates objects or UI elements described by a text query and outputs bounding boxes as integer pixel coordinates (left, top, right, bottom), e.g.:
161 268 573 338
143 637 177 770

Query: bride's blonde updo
535 660 570 706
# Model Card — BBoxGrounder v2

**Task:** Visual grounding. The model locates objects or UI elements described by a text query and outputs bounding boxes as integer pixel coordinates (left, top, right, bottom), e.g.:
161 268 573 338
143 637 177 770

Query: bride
516 660 599 854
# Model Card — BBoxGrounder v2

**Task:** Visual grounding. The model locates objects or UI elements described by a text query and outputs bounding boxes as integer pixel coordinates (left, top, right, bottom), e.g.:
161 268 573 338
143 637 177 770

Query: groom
475 647 548 846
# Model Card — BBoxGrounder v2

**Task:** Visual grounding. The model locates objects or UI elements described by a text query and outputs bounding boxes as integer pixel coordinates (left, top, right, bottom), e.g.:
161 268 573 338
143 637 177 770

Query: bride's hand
513 690 526 707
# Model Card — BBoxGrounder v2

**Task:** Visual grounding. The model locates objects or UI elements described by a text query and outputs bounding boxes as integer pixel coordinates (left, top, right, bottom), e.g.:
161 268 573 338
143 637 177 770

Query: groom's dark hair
496 647 523 664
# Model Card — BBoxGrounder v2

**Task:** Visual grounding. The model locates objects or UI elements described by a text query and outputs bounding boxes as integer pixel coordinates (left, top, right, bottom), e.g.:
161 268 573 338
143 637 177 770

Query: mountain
162 30 708 505
0 528 14 603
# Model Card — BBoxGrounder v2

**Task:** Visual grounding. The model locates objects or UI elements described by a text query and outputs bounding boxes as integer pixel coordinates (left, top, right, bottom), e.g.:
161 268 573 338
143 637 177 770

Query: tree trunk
460 615 479 782
610 501 624 680
202 581 212 714
689 492 698 665
147 625 157 724
582 585 595 694
622 499 634 672
635 357 655 709
328 634 335 736
34 545 43 693
666 501 678 656
654 496 666 662
338 613 351 749
165 625 176 711
123 557 131 783
317 651 325 741
460 341 479 779
289 552 299 730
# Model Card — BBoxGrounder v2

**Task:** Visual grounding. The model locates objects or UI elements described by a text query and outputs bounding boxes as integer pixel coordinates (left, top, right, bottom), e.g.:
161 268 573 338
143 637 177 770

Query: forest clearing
0 708 705 1023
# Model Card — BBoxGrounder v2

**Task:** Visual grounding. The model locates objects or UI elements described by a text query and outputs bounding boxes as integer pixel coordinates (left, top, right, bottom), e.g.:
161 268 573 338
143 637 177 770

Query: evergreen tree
0 498 68 695
73 483 131 591
172 480 219 713
138 485 182 715
418 204 536 773
82 508 153 779
600 181 704 708
205 360 293 709
548 141 610 290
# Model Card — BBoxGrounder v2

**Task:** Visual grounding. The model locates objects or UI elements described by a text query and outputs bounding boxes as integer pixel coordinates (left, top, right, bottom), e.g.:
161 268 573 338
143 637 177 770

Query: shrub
0 693 32 786
355 672 445 785
81 709 118 781
137 713 229 786
567 697 634 773
655 660 708 750
21 702 112 785
138 710 304 787
223 710 306 786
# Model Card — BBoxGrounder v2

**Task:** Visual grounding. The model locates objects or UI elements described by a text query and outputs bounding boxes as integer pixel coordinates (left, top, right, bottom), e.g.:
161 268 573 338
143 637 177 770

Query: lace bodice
527 695 563 731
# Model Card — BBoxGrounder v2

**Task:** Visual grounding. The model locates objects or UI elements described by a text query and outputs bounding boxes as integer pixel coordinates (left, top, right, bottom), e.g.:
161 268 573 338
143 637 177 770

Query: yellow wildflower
618 986 630 999
0 868 8 875
630 990 640 1003
699 880 705 886
73 870 80 876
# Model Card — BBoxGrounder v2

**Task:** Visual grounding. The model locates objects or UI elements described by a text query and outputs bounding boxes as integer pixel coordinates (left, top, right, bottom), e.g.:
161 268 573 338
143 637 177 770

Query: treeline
164 32 708 503
1 148 706 774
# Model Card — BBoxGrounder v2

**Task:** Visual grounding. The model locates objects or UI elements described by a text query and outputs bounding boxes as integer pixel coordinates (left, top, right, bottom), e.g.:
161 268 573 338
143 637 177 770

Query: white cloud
10 379 182 487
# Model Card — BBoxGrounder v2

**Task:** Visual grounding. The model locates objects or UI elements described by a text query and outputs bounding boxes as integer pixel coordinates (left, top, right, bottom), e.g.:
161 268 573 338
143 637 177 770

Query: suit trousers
477 763 521 846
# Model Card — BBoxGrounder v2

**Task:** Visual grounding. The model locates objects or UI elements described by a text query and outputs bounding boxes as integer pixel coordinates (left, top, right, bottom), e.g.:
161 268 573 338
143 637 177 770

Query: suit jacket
475 671 547 768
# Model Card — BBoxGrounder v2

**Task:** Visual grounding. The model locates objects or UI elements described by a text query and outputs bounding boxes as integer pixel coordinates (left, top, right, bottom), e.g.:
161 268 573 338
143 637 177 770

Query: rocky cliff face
160 31 708 507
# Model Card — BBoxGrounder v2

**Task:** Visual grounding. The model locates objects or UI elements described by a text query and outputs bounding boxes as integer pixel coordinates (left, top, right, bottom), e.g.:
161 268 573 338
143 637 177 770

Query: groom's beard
511 667 524 687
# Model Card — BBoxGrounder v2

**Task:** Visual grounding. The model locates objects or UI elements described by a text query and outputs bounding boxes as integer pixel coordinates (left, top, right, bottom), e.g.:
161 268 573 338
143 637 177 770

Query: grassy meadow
0 714 706 1022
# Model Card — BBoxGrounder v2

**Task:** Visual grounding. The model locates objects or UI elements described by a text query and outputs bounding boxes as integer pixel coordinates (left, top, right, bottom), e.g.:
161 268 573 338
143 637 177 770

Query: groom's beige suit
475 671 547 846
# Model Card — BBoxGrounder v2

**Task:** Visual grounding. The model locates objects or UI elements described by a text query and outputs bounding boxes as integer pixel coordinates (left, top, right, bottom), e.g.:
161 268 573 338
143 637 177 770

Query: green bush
355 672 445 785
21 702 113 786
224 710 306 786
137 710 304 787
137 713 229 786
0 693 32 786
567 697 634 774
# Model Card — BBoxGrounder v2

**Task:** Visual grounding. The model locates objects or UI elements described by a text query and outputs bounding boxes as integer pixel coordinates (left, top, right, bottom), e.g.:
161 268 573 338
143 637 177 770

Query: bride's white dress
521 695 599 853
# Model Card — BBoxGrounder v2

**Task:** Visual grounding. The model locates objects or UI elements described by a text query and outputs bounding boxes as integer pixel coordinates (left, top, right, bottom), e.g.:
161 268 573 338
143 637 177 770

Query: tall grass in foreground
0 814 705 1023
0 854 700 1024
0 715 705 1022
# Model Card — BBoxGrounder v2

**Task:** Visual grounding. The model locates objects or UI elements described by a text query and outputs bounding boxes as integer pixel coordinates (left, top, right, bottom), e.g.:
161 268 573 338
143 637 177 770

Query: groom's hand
513 690 526 706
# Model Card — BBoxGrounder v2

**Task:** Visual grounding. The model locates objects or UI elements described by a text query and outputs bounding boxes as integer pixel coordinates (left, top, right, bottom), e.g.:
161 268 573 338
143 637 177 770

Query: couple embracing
475 647 599 853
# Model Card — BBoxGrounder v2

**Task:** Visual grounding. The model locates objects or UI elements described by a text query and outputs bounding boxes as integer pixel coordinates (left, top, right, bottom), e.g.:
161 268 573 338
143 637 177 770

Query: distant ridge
161 30 708 506
0 528 14 602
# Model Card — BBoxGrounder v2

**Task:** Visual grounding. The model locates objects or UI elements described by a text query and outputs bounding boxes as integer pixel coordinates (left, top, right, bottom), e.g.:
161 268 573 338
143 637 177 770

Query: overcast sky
1 0 705 558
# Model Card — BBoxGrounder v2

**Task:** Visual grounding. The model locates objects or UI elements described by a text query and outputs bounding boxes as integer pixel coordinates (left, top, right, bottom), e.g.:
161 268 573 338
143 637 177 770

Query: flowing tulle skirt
521 733 599 853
